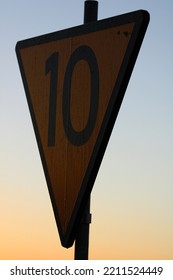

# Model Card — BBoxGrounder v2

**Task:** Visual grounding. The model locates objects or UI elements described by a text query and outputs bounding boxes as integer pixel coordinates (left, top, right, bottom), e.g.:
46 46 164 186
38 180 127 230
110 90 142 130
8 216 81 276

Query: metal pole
74 200 91 260
84 0 98 24
74 0 98 260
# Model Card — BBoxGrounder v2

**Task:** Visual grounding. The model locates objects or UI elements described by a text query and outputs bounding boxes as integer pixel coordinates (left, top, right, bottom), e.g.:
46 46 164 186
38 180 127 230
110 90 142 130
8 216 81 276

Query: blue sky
0 0 173 259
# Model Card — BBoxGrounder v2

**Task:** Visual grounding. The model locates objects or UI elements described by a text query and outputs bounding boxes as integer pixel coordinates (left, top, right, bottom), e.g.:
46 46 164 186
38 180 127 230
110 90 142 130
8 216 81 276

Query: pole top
84 0 98 23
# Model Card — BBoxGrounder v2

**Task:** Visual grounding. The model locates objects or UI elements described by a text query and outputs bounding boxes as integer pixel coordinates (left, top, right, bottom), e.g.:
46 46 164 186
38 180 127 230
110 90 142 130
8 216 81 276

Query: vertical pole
84 0 98 24
74 0 98 260
74 200 91 260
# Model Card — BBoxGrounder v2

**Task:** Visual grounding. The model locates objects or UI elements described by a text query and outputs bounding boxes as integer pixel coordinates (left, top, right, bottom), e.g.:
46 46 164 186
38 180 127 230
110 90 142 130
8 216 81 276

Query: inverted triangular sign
16 10 149 248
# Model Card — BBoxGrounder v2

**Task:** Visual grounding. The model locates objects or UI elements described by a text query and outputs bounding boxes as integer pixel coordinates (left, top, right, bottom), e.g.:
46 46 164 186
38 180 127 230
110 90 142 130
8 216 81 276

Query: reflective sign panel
16 10 149 248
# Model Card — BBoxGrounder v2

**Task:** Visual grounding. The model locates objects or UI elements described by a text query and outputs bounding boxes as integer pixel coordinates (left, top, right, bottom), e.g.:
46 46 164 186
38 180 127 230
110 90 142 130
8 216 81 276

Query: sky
0 0 173 260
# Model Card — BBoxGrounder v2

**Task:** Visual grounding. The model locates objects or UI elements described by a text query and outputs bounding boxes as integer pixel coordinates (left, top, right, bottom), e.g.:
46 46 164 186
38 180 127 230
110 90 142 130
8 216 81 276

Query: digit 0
63 45 99 146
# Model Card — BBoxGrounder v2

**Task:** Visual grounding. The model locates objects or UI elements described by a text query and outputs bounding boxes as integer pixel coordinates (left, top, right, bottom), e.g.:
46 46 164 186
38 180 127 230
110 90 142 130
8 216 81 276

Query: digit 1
45 52 59 146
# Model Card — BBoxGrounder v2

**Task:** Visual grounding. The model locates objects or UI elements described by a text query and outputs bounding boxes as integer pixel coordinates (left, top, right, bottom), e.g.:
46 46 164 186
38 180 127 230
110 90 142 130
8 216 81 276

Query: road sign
16 10 149 248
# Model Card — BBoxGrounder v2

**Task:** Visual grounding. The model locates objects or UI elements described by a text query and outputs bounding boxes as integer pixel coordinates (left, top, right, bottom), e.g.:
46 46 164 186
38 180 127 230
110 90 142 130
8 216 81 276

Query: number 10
45 45 99 147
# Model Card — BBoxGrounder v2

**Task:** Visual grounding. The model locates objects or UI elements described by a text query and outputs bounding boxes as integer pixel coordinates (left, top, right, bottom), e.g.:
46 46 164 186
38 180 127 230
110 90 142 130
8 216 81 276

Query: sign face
16 10 149 248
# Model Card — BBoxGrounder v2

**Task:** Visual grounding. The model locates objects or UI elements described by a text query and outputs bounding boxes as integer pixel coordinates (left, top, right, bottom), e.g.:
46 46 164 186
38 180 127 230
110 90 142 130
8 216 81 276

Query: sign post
74 0 98 260
16 2 149 255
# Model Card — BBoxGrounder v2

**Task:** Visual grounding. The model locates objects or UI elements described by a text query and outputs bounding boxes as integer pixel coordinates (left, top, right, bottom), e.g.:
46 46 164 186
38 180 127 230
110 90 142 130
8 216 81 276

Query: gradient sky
0 0 173 260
